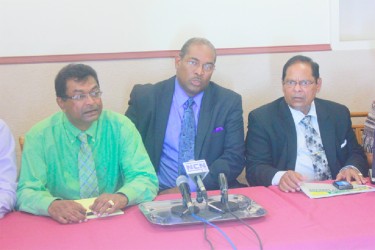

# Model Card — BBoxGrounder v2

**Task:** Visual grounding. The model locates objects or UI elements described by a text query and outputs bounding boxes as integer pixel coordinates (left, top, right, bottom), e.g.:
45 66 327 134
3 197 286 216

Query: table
1 184 375 250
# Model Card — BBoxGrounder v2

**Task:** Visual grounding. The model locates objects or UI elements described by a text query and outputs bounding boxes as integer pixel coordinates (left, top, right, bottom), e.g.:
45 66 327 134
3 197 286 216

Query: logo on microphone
183 159 209 179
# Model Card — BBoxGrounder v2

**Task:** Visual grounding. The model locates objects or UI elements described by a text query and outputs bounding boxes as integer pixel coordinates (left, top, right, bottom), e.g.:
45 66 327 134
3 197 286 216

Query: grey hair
179 37 217 62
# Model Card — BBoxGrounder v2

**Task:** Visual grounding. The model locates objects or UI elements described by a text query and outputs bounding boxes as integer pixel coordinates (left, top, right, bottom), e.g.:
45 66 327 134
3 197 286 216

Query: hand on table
279 171 304 193
48 200 87 224
89 193 128 217
336 167 366 184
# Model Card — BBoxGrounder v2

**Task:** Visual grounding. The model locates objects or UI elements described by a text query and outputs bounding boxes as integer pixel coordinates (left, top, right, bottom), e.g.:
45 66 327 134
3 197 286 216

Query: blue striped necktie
78 132 99 198
300 115 332 180
178 98 196 176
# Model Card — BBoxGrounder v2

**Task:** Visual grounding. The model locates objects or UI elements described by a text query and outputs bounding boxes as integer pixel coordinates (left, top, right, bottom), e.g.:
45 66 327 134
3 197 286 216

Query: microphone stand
208 173 239 213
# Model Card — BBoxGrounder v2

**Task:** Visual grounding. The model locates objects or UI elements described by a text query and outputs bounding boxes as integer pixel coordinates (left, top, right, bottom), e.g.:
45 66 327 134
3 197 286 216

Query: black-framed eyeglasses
62 90 103 101
283 80 315 88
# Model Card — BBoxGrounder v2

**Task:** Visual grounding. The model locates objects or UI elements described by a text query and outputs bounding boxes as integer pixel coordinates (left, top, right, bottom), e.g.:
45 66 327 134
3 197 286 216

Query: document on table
300 182 375 199
75 197 124 219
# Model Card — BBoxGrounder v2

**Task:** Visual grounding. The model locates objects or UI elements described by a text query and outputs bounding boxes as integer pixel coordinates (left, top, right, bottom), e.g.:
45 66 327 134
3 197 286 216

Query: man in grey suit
126 38 245 194
246 55 368 192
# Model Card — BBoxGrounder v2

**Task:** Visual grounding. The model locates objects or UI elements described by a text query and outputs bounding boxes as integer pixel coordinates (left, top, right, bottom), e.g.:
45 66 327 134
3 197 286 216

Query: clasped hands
279 168 366 193
48 193 128 224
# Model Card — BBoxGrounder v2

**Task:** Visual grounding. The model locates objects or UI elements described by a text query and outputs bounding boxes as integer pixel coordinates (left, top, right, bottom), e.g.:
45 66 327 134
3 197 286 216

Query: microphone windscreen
176 175 189 187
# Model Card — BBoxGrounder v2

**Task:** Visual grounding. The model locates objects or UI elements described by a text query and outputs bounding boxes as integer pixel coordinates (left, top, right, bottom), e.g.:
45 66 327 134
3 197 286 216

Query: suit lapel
195 84 213 157
154 78 175 162
279 99 298 169
315 99 336 167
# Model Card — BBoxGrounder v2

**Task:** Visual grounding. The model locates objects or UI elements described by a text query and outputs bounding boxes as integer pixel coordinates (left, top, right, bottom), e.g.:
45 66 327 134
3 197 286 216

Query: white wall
0 0 330 57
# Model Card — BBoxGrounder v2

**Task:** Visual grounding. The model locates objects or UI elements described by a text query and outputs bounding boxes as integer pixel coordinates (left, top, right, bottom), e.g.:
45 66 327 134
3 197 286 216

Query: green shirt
17 110 158 216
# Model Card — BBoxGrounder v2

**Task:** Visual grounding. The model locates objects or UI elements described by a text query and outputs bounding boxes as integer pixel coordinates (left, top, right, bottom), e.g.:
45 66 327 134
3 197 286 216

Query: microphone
219 173 229 204
177 175 194 212
208 167 239 213
195 175 208 203
171 175 200 217
183 160 209 203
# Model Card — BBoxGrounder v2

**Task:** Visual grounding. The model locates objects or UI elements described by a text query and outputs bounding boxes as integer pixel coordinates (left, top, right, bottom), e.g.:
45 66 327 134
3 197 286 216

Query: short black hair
282 55 320 81
55 64 99 98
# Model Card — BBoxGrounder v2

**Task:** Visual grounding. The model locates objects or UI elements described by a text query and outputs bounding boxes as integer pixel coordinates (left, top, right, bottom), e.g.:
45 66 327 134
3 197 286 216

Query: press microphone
195 175 207 203
171 175 200 217
177 175 194 212
219 173 229 204
183 160 209 202
208 166 239 213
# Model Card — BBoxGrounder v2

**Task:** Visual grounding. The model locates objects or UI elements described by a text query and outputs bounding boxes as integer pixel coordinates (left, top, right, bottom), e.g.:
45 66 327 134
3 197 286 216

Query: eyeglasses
283 80 315 88
186 59 215 73
63 90 103 101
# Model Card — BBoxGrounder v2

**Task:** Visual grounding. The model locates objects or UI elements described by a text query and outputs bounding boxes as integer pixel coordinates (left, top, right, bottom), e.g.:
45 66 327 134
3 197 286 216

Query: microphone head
219 165 231 177
218 170 229 204
176 175 189 187
219 172 227 181
219 173 228 189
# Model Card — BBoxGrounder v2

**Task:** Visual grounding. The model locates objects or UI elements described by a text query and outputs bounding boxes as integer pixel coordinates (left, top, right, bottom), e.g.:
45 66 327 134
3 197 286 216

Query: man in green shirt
17 64 158 224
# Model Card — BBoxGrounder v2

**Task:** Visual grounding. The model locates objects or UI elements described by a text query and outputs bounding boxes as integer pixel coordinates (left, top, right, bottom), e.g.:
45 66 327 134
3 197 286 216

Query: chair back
19 136 25 151
350 112 368 145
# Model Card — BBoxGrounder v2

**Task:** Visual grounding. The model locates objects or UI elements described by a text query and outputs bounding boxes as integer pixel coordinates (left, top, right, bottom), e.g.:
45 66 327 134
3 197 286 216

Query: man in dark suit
126 38 245 194
246 55 368 192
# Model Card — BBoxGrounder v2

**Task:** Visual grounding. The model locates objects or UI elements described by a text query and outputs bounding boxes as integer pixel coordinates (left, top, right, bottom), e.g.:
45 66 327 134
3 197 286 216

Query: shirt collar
289 101 317 125
62 113 99 143
174 78 204 108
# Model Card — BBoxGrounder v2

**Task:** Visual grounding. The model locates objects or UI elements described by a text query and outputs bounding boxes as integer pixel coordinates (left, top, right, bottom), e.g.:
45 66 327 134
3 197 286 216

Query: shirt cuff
272 171 287 185
39 197 62 216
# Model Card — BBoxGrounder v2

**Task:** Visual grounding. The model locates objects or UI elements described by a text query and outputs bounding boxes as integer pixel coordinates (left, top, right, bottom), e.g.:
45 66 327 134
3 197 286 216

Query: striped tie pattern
78 132 99 198
300 115 332 180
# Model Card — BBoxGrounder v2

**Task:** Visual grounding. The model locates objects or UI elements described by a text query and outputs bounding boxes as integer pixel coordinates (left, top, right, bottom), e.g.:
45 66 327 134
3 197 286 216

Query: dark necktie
178 98 196 175
300 115 332 180
78 132 99 198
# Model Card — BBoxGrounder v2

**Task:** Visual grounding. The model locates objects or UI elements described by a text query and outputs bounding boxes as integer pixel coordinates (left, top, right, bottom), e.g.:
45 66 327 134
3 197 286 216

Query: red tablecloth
1 185 375 250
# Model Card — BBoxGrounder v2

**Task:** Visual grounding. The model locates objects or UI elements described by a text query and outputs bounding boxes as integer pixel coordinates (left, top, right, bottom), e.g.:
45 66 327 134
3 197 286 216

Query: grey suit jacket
125 76 245 189
246 97 368 186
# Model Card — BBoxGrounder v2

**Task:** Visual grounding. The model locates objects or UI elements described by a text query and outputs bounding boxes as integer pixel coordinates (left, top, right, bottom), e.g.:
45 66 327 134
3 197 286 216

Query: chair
352 124 365 145
350 112 368 145
19 136 25 151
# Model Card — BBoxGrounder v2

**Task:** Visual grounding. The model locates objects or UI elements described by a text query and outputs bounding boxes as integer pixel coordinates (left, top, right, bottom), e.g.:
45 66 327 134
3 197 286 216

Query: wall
1 49 374 170
0 0 330 57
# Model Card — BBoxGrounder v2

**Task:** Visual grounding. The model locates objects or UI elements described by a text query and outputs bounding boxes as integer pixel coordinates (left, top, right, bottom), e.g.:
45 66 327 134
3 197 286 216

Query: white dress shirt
272 102 321 184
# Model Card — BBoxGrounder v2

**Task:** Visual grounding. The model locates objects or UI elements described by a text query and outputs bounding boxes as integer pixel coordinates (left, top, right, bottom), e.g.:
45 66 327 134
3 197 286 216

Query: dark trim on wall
0 44 331 65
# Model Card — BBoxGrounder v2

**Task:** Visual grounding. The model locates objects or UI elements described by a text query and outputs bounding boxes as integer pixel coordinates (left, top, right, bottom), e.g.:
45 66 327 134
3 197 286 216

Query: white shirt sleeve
0 119 17 218
272 171 287 185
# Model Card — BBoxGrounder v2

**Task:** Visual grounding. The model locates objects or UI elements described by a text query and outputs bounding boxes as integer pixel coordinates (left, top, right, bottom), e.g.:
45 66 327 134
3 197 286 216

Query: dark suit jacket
125 76 245 190
245 97 368 186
